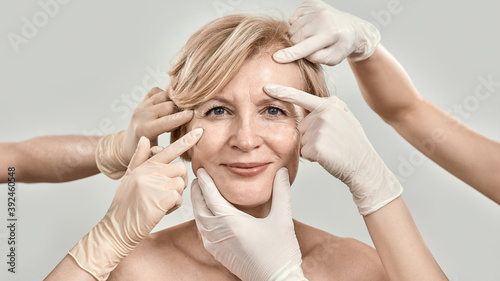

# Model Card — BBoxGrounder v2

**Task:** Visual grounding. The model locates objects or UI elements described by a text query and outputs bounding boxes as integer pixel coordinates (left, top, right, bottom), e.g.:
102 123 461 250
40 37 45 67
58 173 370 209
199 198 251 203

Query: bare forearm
364 196 448 281
349 45 500 204
348 45 423 123
0 135 101 183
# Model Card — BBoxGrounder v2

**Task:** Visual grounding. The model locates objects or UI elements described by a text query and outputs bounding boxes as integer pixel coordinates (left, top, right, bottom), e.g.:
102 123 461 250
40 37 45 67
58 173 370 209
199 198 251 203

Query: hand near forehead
67 129 202 280
191 168 308 281
274 0 381 66
96 87 194 179
264 83 402 216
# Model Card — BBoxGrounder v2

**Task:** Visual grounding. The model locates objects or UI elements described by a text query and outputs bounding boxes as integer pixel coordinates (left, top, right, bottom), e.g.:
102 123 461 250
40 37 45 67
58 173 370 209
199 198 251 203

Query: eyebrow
205 96 288 107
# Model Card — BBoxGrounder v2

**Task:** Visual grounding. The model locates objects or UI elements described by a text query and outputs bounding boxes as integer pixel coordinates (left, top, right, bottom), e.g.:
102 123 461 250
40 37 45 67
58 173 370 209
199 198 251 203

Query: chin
215 176 274 207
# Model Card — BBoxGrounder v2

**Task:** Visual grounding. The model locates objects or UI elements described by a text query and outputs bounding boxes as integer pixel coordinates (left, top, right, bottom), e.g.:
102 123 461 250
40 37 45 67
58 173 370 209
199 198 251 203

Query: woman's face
187 54 304 217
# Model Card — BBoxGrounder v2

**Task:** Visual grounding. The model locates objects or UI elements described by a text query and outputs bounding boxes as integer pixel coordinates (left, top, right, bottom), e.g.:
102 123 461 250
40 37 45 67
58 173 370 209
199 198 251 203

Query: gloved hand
273 0 381 66
191 168 308 281
264 84 402 216
96 87 194 179
69 128 203 280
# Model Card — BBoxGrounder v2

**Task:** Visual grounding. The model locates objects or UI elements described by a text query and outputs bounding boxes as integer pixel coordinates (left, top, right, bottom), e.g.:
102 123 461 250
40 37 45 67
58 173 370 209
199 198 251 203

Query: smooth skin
0 87 193 183
106 54 388 281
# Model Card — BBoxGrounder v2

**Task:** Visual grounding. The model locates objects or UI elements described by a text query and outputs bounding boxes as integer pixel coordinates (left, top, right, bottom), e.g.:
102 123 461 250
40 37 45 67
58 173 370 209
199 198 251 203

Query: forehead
216 54 303 102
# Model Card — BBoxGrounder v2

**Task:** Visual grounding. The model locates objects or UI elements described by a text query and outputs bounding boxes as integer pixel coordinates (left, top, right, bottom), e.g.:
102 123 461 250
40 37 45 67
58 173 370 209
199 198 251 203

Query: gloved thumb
126 136 151 173
269 167 293 219
196 168 234 215
191 178 214 219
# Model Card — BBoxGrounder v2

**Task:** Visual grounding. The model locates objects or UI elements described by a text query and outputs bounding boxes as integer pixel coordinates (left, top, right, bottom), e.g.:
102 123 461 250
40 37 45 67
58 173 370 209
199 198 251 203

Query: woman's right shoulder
108 220 197 280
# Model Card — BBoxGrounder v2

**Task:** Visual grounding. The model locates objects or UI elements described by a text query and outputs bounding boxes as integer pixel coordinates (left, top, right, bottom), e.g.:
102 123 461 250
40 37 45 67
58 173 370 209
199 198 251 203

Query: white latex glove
96 87 194 179
264 84 402 216
273 0 381 66
69 128 203 280
191 168 308 281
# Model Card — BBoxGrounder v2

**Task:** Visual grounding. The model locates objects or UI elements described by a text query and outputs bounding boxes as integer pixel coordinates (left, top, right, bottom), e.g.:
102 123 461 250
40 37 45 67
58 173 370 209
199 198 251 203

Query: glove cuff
95 131 128 180
348 21 381 62
272 262 308 281
347 153 403 216
68 218 136 280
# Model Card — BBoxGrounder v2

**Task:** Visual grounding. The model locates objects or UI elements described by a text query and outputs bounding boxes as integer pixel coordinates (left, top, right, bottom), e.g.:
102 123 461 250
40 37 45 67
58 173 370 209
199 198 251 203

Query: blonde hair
168 14 329 160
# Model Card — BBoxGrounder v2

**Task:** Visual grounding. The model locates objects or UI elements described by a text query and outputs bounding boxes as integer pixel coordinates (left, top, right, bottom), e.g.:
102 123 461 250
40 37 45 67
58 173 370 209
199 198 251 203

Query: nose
229 115 264 152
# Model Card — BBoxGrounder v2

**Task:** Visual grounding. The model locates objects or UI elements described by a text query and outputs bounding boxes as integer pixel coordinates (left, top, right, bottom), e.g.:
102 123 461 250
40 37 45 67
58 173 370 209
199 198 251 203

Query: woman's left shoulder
293 220 388 281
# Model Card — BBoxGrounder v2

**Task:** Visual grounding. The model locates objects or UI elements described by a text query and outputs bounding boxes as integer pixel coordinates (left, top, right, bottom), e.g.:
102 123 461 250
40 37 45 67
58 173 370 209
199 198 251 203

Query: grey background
1 0 499 280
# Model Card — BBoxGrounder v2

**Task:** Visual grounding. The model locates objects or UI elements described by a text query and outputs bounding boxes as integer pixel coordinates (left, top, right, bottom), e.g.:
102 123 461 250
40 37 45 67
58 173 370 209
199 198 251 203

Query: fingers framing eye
149 128 203 164
149 110 194 136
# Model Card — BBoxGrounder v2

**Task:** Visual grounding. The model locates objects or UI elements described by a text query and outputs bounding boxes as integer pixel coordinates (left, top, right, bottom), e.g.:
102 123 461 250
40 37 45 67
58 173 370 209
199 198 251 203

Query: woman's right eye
206 106 227 116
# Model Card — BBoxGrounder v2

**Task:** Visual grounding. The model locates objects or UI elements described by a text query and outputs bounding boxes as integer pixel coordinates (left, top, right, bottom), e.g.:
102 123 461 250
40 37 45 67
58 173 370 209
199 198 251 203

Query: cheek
187 118 229 175
262 120 301 181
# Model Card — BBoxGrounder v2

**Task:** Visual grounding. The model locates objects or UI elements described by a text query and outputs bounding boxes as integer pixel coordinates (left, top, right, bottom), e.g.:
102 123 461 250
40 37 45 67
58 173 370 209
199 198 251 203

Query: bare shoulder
294 220 388 281
108 220 195 281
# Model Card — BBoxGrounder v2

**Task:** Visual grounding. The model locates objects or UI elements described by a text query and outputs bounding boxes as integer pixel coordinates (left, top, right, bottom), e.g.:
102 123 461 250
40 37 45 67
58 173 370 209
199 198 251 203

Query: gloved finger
149 128 203 164
288 10 316 36
150 145 164 156
273 34 331 63
153 101 177 118
147 91 169 106
191 178 215 218
157 161 188 190
127 136 151 171
141 110 193 141
196 168 236 214
152 110 194 133
288 0 318 25
268 168 293 219
298 116 319 145
264 83 324 112
144 87 164 100
164 189 184 215
306 43 350 66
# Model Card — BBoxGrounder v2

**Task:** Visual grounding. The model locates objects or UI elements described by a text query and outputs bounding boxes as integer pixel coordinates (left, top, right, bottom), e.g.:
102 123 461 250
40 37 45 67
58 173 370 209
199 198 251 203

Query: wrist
68 217 137 281
347 21 381 62
274 263 308 281
348 155 403 216
95 131 128 179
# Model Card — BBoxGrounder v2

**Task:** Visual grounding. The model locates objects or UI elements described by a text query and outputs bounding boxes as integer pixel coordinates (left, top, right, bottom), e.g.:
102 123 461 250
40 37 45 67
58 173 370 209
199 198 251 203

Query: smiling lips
223 162 271 177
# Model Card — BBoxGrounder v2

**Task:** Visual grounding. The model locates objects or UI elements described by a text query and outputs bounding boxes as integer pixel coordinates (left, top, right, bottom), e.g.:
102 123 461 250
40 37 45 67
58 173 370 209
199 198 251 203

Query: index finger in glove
127 136 152 172
149 128 203 164
273 35 330 64
196 168 238 215
264 83 325 111
268 168 293 219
